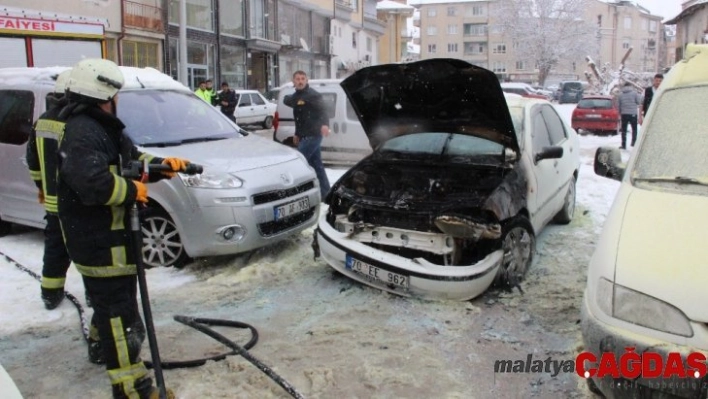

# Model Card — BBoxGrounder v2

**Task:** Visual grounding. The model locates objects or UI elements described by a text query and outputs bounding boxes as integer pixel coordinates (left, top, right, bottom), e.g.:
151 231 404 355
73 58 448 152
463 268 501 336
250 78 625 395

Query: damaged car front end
315 58 536 301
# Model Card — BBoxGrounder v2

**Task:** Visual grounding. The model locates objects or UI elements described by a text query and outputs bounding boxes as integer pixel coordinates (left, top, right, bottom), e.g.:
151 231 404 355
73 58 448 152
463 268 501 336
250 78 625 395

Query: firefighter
57 58 187 399
26 70 73 310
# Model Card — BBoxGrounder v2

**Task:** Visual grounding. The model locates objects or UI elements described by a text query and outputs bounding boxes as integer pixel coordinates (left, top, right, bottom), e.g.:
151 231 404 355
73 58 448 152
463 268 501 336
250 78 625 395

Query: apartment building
331 0 385 79
665 0 708 61
410 0 663 85
377 0 415 64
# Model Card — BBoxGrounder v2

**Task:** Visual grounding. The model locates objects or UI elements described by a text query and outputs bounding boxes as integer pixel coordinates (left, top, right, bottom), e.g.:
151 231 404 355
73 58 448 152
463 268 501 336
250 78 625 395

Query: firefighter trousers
41 213 72 291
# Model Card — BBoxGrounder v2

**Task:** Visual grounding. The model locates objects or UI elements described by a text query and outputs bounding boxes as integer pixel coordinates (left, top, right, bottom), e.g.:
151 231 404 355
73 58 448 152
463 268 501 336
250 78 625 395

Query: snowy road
0 104 629 398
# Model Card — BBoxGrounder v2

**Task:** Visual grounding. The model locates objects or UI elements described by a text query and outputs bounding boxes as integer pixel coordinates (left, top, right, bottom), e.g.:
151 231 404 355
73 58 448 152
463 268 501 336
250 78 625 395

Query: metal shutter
0 38 27 67
31 39 102 67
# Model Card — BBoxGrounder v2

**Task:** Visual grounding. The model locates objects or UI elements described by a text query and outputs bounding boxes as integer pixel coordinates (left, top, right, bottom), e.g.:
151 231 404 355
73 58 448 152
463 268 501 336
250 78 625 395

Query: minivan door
322 91 372 164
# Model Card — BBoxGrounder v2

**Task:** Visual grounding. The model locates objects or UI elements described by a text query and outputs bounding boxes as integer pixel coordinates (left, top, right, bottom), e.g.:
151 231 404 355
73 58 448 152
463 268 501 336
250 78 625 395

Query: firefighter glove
133 181 148 203
161 157 190 177
38 189 45 204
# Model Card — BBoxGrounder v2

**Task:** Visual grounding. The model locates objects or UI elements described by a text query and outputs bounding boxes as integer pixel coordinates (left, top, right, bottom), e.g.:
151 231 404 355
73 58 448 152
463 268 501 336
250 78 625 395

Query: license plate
345 255 409 289
274 196 310 220
586 114 601 118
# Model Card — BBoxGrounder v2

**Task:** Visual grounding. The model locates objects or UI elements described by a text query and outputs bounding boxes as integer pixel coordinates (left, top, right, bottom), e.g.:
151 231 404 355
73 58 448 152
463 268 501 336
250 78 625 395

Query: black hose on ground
1 250 306 399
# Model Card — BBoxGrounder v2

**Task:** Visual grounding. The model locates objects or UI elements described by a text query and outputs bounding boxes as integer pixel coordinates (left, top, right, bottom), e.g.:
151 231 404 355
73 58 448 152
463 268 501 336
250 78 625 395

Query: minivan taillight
273 111 279 133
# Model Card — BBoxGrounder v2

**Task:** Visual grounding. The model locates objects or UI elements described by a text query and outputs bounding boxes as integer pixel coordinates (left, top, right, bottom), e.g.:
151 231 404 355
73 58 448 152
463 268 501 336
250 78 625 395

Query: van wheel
494 216 535 288
140 208 190 268
0 218 11 237
262 116 274 129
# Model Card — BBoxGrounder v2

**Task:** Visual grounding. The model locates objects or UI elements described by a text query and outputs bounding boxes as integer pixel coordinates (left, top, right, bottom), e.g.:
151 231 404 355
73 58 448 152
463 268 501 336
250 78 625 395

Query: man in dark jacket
57 58 187 399
26 70 72 310
217 82 237 122
617 82 641 149
283 70 330 199
640 73 663 124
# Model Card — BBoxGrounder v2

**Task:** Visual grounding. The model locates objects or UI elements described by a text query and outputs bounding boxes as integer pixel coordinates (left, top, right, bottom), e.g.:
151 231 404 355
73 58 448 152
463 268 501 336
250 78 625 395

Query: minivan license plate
345 255 409 289
274 196 310 220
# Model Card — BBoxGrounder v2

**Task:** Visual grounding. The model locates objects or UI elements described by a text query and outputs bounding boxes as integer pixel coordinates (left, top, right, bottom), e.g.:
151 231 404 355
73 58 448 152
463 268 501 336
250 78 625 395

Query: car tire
262 116 274 129
554 178 576 225
140 207 191 269
494 216 535 288
0 218 11 237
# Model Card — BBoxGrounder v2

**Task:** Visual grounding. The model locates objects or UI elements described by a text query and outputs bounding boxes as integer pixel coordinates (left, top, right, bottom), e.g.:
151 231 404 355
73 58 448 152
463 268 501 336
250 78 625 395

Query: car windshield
118 90 240 146
632 86 708 194
378 132 504 166
578 98 612 109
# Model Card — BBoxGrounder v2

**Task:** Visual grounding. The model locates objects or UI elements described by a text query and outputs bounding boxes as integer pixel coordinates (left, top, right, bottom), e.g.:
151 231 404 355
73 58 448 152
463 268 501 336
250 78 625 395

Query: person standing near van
640 73 663 124
57 58 186 399
217 82 237 122
617 82 641 149
283 70 331 199
26 70 72 310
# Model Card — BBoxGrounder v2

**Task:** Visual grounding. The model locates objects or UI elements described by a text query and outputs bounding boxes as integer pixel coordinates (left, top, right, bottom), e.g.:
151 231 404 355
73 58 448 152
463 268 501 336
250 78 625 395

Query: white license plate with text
274 196 310 220
345 255 409 289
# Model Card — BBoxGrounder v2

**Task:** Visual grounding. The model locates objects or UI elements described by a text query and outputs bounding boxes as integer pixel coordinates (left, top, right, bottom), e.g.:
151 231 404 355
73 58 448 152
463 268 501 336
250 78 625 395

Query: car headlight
179 173 244 189
596 278 693 337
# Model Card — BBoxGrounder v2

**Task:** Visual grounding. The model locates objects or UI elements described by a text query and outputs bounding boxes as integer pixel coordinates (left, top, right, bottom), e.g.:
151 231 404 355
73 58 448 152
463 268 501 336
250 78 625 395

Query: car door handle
333 122 339 133
553 161 559 167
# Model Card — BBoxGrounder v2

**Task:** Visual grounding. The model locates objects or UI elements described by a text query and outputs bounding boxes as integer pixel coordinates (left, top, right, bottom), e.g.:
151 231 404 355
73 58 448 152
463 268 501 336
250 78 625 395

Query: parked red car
571 95 619 136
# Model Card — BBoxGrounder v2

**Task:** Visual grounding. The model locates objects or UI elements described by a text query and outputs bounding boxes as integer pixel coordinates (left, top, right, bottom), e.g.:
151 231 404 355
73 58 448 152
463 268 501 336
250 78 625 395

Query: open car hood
340 58 519 151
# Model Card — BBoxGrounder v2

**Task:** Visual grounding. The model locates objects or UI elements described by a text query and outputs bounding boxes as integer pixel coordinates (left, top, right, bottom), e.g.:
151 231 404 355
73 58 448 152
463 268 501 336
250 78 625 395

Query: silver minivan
0 66 320 268
273 79 371 165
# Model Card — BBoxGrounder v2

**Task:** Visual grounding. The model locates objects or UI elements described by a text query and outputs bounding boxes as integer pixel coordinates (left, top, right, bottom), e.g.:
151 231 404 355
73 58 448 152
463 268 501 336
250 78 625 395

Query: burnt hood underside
340 58 519 151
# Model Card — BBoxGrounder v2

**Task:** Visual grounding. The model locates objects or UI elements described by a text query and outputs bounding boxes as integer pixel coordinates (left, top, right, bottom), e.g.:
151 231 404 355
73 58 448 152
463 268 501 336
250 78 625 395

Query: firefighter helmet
53 70 71 94
66 58 124 102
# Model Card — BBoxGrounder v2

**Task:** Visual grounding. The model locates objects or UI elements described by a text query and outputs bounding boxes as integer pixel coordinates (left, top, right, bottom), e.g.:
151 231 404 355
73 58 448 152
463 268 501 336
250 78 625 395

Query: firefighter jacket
57 104 165 278
26 95 67 214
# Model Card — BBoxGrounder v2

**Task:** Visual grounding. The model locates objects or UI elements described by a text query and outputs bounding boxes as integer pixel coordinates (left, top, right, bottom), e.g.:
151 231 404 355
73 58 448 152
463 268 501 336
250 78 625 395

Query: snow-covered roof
0 66 190 93
665 0 708 24
377 0 414 11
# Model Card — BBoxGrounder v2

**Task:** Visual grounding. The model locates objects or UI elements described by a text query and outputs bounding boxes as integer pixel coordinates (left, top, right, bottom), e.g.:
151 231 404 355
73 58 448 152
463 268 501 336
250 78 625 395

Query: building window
515 60 527 70
463 24 487 36
447 43 458 52
428 44 437 53
122 41 159 68
466 5 485 16
464 41 486 55
641 19 647 31
105 38 118 64
427 26 437 36
649 20 657 32
492 61 506 73
427 7 436 17
220 0 244 36
447 6 457 16
448 24 457 34
169 0 214 31
220 44 246 89
624 16 632 29
352 32 357 48
492 43 506 54
367 37 372 52
623 39 631 49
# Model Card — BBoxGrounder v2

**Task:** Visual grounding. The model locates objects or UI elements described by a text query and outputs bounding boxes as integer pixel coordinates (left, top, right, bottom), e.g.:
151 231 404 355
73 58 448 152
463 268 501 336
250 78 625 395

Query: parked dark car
557 81 584 104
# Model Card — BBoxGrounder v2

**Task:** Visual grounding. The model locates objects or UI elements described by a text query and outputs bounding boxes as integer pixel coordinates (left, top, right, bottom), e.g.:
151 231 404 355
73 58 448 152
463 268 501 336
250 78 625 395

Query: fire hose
1 160 305 399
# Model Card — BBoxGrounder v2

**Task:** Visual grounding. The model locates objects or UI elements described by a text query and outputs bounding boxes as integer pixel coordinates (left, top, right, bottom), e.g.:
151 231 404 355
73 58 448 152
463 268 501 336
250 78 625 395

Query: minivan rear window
0 90 34 145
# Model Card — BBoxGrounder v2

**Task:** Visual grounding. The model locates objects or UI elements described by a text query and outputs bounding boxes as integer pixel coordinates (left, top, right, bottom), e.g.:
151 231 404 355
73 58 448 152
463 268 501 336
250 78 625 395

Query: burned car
314 59 580 300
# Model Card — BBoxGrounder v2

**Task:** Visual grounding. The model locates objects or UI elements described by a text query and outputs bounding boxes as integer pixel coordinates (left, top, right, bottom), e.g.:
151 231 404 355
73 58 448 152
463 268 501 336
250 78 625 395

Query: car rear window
577 99 613 109
562 82 583 91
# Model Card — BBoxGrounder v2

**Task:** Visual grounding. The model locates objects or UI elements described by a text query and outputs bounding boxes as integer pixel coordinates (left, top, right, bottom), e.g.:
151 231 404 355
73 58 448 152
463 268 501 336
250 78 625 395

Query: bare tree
491 0 598 86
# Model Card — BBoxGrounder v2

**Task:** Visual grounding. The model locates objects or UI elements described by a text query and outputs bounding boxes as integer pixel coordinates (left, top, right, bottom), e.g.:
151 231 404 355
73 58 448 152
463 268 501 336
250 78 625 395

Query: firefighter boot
41 287 64 310
87 337 105 365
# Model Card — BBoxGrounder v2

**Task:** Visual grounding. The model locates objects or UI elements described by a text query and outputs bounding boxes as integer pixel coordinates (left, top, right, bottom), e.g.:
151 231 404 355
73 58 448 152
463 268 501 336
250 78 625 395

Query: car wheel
141 208 190 268
494 216 535 288
554 178 576 225
0 218 11 237
262 116 274 129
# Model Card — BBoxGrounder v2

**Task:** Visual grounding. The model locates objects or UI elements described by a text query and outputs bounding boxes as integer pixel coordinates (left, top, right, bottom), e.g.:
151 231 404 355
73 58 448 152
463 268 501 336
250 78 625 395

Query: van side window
346 99 358 120
321 93 336 119
0 90 35 145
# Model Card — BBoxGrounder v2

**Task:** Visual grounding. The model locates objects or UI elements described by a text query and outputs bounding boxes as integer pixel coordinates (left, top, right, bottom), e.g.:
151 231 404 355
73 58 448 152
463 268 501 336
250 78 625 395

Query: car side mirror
594 146 625 181
535 146 563 163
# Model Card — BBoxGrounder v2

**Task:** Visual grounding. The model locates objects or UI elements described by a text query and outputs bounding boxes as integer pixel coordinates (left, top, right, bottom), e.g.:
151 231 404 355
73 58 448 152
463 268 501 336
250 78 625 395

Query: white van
273 79 371 165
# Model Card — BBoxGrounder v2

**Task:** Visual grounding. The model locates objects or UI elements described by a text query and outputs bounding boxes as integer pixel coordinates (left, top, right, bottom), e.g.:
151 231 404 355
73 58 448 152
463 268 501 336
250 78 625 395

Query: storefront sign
0 16 104 37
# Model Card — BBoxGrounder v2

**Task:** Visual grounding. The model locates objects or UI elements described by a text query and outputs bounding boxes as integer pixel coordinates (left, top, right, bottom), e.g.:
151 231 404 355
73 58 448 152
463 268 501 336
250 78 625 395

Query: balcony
123 0 163 33
413 17 420 27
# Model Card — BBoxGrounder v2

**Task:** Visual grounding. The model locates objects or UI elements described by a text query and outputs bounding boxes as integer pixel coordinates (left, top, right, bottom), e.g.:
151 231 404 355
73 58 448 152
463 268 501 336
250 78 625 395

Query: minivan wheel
141 208 190 268
554 178 576 225
0 218 11 237
262 116 274 129
494 216 535 288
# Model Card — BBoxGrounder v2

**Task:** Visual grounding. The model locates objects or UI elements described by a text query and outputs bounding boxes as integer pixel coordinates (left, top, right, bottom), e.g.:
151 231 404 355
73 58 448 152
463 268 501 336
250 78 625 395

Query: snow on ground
0 104 636 398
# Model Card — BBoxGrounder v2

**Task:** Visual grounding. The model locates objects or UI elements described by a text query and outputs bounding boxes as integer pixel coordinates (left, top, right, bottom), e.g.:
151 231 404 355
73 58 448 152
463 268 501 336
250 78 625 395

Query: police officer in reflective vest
57 59 188 399
26 70 72 310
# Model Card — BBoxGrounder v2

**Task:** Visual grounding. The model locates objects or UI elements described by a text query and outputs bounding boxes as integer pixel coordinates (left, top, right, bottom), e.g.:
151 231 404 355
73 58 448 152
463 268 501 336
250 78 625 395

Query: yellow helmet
54 70 71 94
